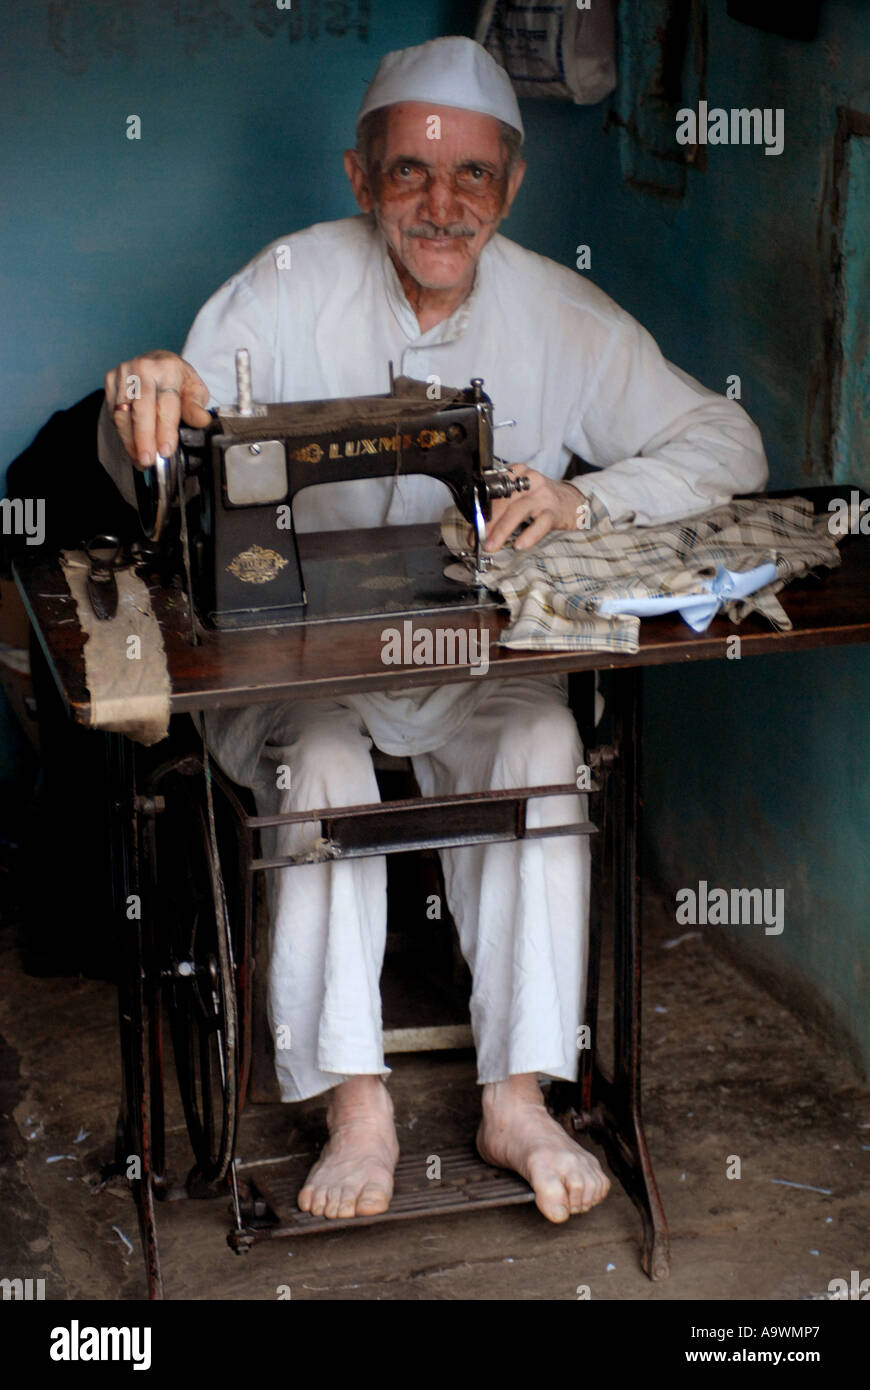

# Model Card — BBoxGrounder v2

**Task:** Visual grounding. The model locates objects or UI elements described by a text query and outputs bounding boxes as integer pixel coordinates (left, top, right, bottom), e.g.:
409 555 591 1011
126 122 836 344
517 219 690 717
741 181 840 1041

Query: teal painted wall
484 0 870 1075
0 0 474 789
0 2 471 476
583 2 870 1075
2 3 868 1070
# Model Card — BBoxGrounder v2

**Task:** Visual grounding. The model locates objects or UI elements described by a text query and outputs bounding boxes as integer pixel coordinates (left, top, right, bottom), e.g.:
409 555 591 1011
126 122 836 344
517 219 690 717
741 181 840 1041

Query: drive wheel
146 756 239 1183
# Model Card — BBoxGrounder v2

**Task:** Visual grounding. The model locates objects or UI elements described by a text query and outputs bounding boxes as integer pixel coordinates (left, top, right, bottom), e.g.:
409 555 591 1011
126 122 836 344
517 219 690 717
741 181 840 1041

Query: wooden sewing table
13 486 870 1299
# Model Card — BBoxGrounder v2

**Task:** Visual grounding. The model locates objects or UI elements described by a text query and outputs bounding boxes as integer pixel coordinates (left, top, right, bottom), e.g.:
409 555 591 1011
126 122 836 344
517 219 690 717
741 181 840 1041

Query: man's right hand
104 351 212 471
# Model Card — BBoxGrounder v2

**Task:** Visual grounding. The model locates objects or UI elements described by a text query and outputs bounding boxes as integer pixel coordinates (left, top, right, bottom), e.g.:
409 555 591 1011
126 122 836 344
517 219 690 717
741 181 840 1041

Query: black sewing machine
134 350 527 629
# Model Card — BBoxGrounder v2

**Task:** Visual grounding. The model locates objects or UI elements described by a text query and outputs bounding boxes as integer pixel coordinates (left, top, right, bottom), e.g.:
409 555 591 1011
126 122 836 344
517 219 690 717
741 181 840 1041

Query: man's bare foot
477 1073 610 1223
297 1075 399 1219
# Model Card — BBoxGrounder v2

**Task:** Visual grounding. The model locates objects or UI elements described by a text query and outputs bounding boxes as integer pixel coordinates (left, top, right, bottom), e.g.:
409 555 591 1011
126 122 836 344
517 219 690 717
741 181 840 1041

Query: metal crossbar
246 781 598 870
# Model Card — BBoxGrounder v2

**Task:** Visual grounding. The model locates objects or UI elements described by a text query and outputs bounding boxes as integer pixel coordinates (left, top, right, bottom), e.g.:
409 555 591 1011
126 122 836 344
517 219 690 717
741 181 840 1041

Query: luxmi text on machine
134 349 529 629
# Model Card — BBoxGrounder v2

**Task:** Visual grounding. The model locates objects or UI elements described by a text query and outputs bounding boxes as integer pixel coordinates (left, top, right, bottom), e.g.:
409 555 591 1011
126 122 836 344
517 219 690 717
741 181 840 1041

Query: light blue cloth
596 561 778 633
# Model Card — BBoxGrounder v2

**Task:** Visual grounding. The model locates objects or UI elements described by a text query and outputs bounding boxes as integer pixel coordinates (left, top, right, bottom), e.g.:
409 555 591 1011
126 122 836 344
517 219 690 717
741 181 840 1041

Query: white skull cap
356 36 523 139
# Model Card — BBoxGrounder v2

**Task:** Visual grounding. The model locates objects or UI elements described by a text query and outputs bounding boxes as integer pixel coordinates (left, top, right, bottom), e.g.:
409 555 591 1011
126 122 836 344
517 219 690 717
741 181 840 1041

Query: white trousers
205 676 590 1101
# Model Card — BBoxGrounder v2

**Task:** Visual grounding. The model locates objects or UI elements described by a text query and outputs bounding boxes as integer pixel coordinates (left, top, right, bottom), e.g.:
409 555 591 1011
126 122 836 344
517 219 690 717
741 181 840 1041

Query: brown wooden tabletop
13 488 870 726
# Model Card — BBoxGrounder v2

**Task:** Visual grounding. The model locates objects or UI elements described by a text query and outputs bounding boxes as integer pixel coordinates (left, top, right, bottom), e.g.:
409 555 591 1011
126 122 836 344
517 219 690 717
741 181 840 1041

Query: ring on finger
156 385 181 397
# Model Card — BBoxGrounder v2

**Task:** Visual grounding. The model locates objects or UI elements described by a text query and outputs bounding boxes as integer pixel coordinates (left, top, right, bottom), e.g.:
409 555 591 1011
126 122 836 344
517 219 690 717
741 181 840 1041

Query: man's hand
104 350 212 471
484 464 587 553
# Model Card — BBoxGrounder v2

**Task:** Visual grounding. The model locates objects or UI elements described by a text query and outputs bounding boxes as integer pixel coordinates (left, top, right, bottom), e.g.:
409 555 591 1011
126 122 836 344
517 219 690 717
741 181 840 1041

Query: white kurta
180 214 767 533
98 214 767 1098
98 214 767 756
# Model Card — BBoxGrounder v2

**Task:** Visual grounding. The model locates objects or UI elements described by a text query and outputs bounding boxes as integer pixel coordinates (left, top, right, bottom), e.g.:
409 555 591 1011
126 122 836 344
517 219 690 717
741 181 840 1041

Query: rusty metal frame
246 782 598 869
110 665 670 1296
107 731 164 1301
553 667 670 1280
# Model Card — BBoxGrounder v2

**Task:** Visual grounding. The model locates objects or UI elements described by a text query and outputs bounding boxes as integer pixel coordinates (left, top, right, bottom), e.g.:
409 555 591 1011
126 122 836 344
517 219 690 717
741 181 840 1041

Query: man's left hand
485 464 586 553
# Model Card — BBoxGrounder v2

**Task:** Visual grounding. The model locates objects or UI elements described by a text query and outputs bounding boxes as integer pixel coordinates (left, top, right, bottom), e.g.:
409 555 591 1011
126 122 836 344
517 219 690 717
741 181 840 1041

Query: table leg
107 732 164 1300
600 667 669 1279
555 667 670 1280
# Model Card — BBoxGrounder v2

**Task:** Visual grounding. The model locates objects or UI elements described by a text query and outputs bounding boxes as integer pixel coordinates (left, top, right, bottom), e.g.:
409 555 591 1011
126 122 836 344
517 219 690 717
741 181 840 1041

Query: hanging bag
476 0 617 106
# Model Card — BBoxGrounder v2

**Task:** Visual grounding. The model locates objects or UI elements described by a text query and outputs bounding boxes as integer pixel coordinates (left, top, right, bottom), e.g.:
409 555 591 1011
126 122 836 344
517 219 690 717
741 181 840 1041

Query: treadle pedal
244 1146 535 1234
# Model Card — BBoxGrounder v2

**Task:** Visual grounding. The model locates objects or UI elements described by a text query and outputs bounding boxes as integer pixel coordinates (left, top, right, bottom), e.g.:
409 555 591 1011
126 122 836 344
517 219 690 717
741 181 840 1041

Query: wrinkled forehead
376 102 506 162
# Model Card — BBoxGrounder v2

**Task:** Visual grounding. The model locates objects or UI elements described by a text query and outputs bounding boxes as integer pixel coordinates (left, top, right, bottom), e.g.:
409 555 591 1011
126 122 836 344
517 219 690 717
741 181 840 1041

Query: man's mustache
405 223 476 239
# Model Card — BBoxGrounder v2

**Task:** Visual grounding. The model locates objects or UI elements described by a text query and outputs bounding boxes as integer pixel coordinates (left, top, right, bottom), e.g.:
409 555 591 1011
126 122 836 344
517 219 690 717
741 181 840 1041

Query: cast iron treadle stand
107 732 164 1300
552 667 669 1281
109 666 669 1298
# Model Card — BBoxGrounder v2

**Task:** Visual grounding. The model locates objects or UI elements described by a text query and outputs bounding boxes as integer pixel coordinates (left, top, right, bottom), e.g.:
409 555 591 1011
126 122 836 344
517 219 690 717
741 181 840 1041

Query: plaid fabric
441 495 841 653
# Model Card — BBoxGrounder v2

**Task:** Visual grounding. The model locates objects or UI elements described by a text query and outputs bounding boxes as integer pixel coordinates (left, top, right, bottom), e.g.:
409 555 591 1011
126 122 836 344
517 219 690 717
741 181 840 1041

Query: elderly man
99 37 766 1225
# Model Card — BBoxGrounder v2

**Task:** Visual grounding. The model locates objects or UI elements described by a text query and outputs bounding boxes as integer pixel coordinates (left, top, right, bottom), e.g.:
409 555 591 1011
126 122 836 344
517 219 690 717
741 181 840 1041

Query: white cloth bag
476 0 617 106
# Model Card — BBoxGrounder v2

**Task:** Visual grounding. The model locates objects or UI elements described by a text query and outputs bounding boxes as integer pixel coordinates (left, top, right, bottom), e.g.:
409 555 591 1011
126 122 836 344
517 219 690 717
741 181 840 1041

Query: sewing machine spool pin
217 349 268 420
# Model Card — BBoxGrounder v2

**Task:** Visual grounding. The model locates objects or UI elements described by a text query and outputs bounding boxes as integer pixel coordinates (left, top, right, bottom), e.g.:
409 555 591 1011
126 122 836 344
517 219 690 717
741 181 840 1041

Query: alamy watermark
1 1276 45 1299
380 620 489 675
49 1321 151 1370
675 881 784 935
828 1270 869 1299
676 102 784 156
827 491 870 536
0 497 45 546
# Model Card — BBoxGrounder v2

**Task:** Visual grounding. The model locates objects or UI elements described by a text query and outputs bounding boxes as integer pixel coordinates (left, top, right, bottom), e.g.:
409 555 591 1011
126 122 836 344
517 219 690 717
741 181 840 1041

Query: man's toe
309 1186 330 1217
567 1176 591 1215
591 1168 610 1205
534 1173 570 1223
323 1187 345 1219
356 1180 390 1215
336 1184 360 1219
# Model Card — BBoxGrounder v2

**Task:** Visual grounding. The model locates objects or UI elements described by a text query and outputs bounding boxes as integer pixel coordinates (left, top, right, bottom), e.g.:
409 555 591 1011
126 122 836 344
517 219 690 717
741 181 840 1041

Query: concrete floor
0 883 867 1302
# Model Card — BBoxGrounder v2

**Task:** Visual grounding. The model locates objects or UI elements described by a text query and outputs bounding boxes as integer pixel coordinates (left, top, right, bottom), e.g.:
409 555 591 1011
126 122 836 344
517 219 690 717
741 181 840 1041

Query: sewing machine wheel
144 755 241 1184
134 449 177 542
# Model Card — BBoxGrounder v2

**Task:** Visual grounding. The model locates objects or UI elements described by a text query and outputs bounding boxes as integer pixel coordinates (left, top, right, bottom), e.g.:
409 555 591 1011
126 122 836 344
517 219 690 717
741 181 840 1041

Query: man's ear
501 158 527 219
344 149 375 213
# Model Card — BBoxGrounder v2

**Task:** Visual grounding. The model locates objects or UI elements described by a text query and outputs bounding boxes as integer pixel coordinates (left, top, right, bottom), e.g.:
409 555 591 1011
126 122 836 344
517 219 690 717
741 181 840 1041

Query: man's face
344 102 525 296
